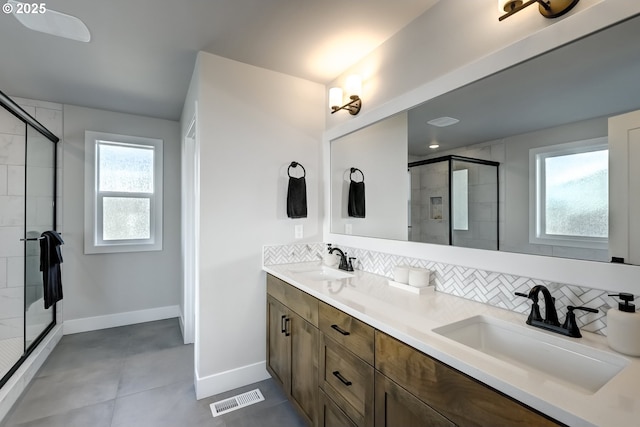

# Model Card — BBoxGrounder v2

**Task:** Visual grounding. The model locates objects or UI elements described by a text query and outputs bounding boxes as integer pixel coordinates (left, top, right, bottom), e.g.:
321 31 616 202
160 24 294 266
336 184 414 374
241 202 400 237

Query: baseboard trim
195 360 271 400
63 305 181 335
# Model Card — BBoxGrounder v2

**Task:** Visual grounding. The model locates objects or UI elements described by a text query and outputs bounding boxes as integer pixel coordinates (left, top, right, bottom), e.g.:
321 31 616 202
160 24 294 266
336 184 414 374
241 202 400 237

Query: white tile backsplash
263 242 621 335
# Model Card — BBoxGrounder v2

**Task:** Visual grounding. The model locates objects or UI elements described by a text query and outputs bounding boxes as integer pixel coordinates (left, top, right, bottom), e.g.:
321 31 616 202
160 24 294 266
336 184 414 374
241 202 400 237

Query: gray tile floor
1 319 306 427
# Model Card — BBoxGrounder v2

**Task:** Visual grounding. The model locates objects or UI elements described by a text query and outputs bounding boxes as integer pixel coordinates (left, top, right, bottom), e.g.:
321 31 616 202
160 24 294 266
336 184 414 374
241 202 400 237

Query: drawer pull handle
332 371 352 386
331 324 350 336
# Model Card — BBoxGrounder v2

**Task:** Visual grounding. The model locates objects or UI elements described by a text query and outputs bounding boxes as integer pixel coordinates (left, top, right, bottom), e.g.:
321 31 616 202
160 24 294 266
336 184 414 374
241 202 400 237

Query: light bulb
329 87 343 109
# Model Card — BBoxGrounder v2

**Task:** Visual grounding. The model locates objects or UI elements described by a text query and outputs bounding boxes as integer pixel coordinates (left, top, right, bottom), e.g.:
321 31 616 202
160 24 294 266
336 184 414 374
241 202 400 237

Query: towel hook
288 161 306 178
350 167 364 182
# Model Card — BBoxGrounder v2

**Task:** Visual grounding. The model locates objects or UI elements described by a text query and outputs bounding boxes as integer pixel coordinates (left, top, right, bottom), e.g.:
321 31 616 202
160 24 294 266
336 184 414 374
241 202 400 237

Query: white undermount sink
292 265 353 282
432 315 629 394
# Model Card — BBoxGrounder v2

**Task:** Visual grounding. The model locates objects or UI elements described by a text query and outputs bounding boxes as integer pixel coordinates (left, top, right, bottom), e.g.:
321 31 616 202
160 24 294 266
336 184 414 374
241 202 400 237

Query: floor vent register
210 388 265 417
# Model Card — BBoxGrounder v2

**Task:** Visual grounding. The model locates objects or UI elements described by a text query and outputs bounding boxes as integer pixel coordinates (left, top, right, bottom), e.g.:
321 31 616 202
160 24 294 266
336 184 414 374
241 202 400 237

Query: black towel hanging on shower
287 161 307 218
348 167 365 218
39 230 64 309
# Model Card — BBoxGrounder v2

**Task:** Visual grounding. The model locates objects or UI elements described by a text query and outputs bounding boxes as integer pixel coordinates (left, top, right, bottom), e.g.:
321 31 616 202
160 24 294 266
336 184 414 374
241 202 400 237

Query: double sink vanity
263 260 640 427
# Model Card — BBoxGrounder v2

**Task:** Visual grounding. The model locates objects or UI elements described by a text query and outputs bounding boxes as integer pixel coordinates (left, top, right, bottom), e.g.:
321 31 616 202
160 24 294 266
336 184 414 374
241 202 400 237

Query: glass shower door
0 109 25 383
24 124 55 348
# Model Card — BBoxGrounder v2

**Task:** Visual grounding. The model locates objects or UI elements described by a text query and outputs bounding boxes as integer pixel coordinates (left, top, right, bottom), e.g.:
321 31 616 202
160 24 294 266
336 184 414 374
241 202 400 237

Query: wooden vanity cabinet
266 275 319 426
266 274 563 427
375 331 562 427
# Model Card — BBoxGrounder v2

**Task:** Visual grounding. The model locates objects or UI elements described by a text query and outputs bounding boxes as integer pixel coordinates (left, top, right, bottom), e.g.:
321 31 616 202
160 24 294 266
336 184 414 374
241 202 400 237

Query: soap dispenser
607 293 640 356
323 244 338 267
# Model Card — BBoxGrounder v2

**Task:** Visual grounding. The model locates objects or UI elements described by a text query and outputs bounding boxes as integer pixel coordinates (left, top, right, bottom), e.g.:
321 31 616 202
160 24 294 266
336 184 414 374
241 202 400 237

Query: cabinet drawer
375 331 562 427
319 301 374 365
320 335 374 427
267 274 318 326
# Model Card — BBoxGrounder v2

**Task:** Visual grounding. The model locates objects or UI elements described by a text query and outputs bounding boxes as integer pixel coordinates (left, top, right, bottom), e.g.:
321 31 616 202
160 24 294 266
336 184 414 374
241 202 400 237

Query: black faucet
328 245 355 272
515 285 598 338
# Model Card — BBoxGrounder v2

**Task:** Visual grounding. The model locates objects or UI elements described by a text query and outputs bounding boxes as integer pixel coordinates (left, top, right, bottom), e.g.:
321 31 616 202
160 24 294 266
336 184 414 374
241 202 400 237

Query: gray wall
62 104 181 324
186 52 325 397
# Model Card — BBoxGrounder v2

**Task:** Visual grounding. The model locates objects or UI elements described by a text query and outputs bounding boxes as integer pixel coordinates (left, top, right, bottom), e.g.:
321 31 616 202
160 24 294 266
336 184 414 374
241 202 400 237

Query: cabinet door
374 372 454 427
266 296 290 391
319 389 358 427
290 311 319 426
375 332 560 427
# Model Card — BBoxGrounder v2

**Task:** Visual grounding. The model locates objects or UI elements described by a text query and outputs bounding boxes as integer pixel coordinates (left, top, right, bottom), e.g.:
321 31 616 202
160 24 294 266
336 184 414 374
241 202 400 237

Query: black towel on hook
39 230 64 309
348 168 366 218
287 162 307 218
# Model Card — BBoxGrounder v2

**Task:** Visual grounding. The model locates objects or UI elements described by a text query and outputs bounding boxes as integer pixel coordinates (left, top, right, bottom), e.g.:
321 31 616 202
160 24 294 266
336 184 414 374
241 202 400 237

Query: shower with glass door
409 155 500 250
0 91 58 388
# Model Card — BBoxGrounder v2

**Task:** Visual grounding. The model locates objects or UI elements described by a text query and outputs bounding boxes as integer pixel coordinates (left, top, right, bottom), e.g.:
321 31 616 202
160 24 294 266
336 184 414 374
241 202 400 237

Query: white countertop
263 261 640 427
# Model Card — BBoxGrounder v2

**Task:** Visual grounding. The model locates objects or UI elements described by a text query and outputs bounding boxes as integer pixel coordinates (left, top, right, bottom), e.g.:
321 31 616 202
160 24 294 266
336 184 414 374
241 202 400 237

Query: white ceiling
0 0 439 120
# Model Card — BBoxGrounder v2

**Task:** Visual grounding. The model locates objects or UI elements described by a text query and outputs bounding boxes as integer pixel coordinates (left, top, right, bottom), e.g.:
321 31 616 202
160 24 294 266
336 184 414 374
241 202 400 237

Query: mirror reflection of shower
408 155 499 250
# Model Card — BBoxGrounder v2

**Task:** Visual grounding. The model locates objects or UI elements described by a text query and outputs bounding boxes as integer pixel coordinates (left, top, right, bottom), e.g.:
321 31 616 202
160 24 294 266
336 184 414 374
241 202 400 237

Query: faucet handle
515 291 543 323
567 305 599 314
347 257 356 272
562 306 599 338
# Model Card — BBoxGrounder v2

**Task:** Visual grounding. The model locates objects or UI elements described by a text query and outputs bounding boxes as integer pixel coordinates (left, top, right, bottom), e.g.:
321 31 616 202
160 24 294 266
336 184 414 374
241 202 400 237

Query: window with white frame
529 137 608 249
85 131 163 254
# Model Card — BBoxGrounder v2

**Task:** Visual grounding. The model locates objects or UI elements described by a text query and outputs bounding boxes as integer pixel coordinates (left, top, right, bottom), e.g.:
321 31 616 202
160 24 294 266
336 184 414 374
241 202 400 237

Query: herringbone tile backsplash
263 242 628 335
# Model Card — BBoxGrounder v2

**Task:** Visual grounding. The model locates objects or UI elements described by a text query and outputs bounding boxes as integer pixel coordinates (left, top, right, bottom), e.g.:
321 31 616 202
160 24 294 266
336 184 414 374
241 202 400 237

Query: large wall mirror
330 14 640 264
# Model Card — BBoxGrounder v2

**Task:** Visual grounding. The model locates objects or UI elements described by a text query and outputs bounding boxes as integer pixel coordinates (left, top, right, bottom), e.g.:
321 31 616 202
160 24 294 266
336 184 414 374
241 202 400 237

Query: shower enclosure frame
0 90 59 389
409 154 500 249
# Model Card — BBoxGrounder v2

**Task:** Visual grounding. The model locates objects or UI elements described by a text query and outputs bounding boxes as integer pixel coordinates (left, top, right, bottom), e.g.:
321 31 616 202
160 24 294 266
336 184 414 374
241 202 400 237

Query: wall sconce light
329 75 362 115
498 0 579 21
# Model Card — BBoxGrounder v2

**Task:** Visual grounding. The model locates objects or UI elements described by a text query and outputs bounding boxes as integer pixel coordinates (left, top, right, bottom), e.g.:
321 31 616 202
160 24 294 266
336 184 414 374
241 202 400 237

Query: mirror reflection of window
530 137 608 249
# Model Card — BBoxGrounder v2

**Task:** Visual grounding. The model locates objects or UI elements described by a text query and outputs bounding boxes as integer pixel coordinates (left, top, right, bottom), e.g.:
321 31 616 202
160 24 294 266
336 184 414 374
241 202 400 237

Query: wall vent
210 388 264 417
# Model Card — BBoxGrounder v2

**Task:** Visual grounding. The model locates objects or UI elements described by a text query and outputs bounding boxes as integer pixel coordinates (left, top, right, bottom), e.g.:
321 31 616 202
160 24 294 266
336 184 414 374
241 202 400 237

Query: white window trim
84 131 163 254
529 136 608 250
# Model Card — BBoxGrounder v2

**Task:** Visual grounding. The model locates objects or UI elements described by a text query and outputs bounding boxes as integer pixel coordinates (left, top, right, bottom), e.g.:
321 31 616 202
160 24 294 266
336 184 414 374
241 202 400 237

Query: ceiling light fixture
329 75 362 115
6 0 91 42
498 0 579 21
429 143 440 149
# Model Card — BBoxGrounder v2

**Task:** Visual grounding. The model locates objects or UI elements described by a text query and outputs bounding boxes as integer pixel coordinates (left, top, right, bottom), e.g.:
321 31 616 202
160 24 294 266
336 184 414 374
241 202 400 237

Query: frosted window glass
452 169 469 230
545 150 608 237
103 197 150 240
99 142 154 193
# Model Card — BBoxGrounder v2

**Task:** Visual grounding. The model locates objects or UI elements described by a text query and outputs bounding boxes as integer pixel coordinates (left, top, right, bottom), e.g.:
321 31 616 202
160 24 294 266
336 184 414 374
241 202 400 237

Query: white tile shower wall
262 243 626 335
